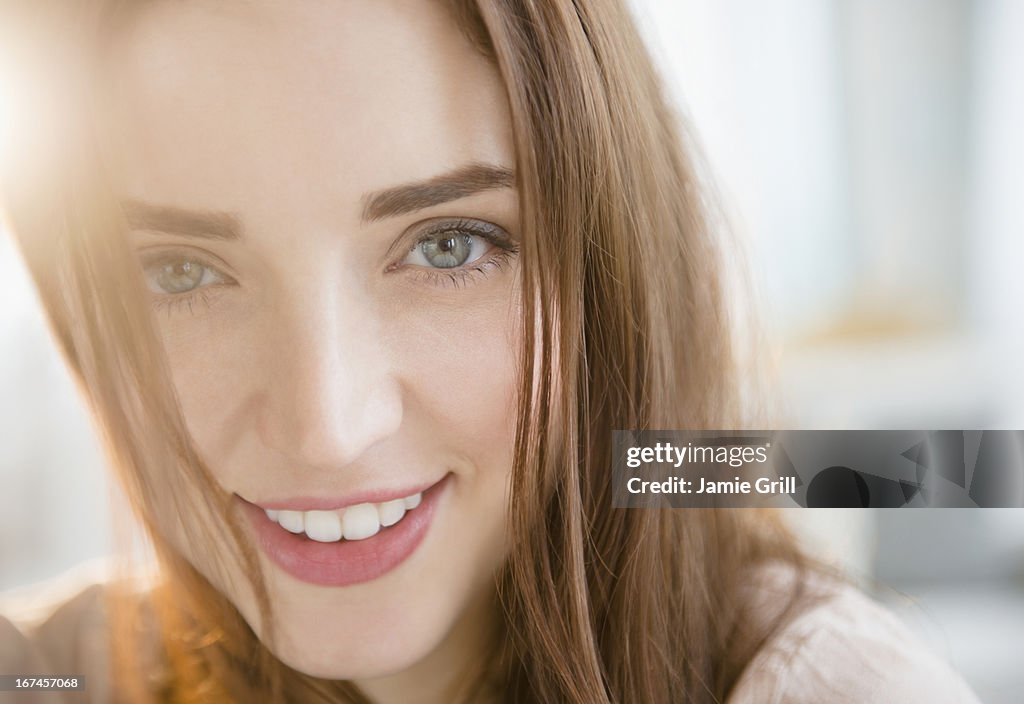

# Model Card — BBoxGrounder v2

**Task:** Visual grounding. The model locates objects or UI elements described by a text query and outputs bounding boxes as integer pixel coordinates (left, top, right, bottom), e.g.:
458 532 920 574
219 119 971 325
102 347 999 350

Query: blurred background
1 0 1022 701
630 1 1024 702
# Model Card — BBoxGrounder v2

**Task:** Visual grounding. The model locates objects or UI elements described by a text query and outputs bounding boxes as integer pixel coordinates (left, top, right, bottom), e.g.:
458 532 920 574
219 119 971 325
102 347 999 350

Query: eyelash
403 248 518 289
390 217 519 289
151 287 222 316
138 218 519 314
139 251 235 316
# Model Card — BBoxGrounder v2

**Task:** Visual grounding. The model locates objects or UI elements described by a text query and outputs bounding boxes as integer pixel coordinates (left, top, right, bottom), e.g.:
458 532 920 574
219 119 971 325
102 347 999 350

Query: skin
105 1 519 702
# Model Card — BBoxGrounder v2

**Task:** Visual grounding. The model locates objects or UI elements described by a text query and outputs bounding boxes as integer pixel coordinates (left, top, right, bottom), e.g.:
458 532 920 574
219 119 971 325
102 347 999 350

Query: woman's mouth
237 474 450 587
264 488 424 542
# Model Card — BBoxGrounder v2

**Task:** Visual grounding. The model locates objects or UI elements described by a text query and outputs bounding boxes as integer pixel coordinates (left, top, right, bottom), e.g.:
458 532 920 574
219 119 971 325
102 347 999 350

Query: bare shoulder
728 562 981 704
0 561 156 704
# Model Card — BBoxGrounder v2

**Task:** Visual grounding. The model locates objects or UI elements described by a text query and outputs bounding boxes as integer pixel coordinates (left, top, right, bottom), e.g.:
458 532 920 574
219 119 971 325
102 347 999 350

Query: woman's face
106 0 519 689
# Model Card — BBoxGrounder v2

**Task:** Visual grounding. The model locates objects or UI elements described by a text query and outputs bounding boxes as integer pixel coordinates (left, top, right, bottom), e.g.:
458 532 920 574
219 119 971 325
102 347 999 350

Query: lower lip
238 476 449 587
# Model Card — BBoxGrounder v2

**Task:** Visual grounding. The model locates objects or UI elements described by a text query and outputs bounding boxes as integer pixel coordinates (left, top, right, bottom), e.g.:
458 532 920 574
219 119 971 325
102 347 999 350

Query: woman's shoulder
0 560 156 704
728 561 980 704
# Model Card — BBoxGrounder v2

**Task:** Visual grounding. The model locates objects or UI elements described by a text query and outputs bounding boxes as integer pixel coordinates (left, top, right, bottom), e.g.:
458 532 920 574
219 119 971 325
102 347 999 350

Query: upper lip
240 474 446 512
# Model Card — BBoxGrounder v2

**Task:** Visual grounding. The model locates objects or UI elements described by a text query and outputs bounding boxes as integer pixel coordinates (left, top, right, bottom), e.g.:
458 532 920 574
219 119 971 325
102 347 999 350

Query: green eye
142 254 227 295
417 232 475 269
156 259 203 293
406 230 492 270
396 218 519 287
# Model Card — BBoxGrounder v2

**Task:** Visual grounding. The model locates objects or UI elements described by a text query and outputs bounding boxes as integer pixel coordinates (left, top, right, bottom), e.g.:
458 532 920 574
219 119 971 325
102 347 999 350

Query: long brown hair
2 0 815 701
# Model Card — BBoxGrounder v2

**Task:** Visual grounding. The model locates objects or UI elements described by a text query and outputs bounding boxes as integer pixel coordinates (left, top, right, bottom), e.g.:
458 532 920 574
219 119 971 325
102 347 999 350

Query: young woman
0 1 980 702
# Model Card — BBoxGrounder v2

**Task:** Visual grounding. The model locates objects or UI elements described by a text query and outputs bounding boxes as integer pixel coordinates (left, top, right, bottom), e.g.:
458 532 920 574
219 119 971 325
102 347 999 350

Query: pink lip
237 474 450 587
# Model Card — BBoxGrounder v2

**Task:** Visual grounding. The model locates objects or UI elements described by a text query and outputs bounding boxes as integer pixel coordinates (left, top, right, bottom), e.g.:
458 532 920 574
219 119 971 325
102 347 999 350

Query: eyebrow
122 200 243 241
361 162 515 222
121 163 516 240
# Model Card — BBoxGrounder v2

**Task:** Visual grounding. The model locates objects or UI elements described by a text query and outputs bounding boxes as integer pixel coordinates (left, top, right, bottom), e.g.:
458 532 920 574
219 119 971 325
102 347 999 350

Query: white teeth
303 510 343 542
263 487 427 540
378 499 407 527
277 510 305 534
342 503 381 541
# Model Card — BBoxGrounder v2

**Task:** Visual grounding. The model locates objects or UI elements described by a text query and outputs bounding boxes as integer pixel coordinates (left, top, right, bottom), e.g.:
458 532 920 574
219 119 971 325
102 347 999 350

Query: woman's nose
257 277 403 470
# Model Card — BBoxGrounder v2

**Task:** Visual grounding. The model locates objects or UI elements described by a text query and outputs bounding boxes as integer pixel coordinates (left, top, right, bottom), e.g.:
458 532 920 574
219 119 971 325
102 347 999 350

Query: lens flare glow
0 41 40 177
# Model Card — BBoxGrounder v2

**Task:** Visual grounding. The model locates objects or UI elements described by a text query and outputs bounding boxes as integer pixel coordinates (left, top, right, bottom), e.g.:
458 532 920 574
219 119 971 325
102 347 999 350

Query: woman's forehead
104 0 513 230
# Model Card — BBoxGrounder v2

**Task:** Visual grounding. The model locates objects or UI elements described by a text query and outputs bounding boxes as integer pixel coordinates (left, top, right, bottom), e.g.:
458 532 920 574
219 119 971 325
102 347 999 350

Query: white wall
0 234 113 589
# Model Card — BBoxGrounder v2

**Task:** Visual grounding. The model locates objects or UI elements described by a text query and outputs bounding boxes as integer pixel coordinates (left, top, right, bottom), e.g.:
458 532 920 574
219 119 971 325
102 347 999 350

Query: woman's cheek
392 289 520 448
153 276 523 481
154 309 263 472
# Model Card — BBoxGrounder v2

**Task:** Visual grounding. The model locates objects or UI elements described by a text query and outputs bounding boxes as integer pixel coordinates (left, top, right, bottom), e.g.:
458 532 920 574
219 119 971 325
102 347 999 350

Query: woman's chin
267 620 439 682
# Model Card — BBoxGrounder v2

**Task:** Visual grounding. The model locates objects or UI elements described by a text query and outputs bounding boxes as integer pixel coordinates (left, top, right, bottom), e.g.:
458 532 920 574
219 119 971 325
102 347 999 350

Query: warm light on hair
0 1 820 701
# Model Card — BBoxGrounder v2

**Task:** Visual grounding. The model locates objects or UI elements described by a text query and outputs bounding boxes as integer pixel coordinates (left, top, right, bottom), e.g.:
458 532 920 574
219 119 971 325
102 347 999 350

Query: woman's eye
404 230 491 269
392 219 518 288
142 255 227 295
